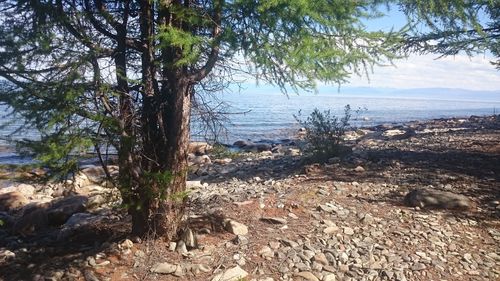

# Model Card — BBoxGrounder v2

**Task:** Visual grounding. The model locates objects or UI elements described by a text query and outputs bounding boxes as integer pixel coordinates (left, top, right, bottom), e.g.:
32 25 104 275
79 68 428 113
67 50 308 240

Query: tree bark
125 0 194 240
129 80 192 240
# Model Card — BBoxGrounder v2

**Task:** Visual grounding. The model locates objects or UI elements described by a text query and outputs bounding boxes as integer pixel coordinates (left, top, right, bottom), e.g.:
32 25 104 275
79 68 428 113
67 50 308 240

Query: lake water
192 90 500 143
1 89 500 150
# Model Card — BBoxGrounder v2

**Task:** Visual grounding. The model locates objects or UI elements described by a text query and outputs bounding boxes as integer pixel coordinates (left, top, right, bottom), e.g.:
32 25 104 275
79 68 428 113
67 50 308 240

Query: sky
345 5 500 91
347 54 500 91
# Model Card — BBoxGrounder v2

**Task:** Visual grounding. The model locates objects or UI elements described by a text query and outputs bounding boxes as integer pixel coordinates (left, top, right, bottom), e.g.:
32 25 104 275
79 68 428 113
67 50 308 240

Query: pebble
343 227 354 235
354 166 365 173
210 265 248 281
411 263 426 271
150 262 177 274
225 219 249 235
2 117 499 281
293 271 319 281
313 253 329 266
323 226 338 234
260 217 287 224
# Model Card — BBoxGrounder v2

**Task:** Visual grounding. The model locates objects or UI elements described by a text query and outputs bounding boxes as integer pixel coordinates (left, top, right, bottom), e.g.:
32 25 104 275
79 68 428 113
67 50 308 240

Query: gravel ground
0 115 498 281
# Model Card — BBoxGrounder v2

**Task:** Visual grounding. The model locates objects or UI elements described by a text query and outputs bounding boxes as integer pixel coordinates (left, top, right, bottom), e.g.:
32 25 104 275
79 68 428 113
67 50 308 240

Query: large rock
189 155 212 165
0 191 29 211
233 140 253 148
57 213 106 241
13 195 88 234
285 148 301 156
0 211 15 227
382 128 415 140
47 196 88 225
189 142 213 155
80 165 118 183
13 203 49 234
0 183 36 197
239 143 272 152
255 143 272 152
404 189 473 210
72 165 118 188
72 172 92 188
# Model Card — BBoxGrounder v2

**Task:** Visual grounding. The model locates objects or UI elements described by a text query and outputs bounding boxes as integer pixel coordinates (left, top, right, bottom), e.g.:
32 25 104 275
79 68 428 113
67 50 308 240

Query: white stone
343 227 354 235
225 219 248 235
259 246 274 258
210 265 248 281
323 226 339 234
150 262 177 274
323 274 337 281
1 183 35 196
354 166 365 173
382 129 406 137
187 180 204 189
293 271 319 281
119 239 134 249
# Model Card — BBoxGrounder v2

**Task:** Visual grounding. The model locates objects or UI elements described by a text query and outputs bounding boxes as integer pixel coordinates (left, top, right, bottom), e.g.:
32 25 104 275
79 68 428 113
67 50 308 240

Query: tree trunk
128 79 192 240
125 0 193 240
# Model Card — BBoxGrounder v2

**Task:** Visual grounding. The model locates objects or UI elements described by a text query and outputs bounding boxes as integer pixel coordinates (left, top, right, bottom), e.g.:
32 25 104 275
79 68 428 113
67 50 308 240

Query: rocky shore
0 115 499 281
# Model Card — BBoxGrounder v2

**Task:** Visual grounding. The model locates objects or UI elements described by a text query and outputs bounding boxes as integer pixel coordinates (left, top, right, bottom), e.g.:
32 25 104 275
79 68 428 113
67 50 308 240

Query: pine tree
399 0 499 68
0 0 399 239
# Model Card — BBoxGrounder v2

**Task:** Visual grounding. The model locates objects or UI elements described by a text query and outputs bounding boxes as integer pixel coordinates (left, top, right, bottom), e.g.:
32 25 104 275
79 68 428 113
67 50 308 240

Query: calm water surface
2 91 500 148
199 91 500 143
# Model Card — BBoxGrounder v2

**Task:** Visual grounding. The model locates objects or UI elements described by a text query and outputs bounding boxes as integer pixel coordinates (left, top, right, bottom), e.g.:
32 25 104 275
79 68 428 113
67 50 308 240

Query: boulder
404 189 473 210
0 211 15 227
57 213 106 241
86 194 107 209
0 191 29 211
190 155 211 165
72 172 92 188
285 148 301 156
13 204 49 234
255 143 272 152
382 129 415 140
11 195 89 235
233 140 253 148
47 196 88 225
239 143 271 152
0 183 36 197
189 142 213 155
81 165 118 182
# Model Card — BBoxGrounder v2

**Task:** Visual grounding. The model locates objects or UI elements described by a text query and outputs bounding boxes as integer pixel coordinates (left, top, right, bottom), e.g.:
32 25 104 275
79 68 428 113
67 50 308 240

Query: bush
295 105 352 161
210 143 241 159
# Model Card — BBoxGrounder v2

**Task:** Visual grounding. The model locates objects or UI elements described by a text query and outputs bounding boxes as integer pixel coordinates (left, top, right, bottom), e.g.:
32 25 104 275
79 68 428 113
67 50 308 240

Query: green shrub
210 143 241 159
295 105 352 161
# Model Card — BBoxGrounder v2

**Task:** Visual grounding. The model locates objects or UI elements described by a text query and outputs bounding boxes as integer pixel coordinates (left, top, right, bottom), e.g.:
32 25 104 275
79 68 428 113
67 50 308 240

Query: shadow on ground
0 194 129 281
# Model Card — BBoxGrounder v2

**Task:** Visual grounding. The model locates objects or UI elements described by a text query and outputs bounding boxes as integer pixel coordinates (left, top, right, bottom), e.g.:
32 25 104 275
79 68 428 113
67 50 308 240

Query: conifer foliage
0 0 399 239
399 0 499 68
